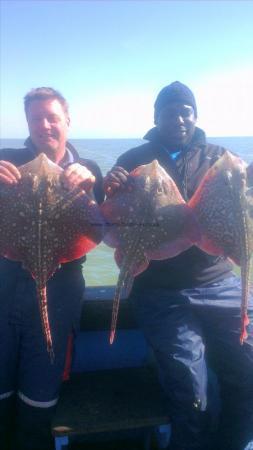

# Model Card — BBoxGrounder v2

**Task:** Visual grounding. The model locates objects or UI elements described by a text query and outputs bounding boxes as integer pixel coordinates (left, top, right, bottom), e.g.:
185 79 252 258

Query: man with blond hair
0 87 104 450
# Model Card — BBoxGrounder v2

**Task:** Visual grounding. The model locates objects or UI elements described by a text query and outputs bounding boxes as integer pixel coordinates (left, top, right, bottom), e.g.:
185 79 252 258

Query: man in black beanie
103 82 253 450
154 80 198 117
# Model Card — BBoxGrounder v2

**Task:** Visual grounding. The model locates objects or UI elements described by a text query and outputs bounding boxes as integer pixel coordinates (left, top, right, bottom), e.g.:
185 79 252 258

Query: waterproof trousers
0 259 85 450
132 276 253 450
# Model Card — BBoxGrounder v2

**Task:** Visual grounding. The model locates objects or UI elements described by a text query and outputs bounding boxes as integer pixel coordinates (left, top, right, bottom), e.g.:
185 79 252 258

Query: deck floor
70 440 146 450
68 428 162 450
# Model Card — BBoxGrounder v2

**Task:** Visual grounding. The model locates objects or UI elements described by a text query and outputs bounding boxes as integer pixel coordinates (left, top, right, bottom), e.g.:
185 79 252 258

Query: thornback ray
188 151 253 344
0 153 105 360
101 159 200 344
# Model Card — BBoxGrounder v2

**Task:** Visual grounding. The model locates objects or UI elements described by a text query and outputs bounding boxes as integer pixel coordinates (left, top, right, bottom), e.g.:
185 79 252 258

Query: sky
0 0 253 138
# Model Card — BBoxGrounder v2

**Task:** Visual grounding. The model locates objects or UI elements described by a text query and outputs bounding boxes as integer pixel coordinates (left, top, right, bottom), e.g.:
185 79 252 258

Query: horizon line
1 135 253 140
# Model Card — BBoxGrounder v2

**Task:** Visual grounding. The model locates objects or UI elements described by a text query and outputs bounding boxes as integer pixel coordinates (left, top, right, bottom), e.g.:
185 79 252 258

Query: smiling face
26 98 70 163
155 102 196 149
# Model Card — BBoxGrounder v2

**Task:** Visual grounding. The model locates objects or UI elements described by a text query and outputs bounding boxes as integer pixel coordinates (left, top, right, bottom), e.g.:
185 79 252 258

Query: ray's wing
189 151 253 344
0 153 104 359
101 159 200 343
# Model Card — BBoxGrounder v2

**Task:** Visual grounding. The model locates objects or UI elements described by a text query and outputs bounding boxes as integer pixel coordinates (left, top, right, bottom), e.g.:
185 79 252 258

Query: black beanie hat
154 81 197 121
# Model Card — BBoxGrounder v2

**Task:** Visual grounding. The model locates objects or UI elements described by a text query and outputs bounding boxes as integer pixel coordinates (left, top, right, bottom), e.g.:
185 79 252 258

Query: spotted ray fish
188 151 253 344
101 160 199 343
0 153 104 360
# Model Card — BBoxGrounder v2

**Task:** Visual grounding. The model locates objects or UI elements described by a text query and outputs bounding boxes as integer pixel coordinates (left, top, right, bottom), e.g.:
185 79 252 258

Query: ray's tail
240 259 251 345
110 266 134 345
238 173 251 345
36 282 55 362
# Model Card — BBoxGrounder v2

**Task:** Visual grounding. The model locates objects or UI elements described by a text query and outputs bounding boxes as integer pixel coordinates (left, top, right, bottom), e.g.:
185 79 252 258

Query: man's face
155 102 196 148
26 98 70 161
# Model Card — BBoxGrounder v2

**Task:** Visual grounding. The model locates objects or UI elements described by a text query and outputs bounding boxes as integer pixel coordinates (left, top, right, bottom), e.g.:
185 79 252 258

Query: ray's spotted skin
0 153 104 360
101 159 199 343
189 151 253 344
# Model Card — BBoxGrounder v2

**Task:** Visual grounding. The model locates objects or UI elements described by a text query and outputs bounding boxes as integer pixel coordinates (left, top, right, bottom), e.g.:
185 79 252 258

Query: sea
1 136 253 286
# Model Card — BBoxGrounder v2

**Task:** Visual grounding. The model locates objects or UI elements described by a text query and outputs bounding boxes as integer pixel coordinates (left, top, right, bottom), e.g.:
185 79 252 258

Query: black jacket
115 126 234 290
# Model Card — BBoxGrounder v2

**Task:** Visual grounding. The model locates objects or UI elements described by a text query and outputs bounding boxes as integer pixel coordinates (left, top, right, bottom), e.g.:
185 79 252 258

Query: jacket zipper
182 152 191 201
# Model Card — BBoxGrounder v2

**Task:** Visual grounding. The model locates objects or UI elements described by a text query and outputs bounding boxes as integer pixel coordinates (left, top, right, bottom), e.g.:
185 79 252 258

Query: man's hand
103 166 132 197
61 163 95 191
0 160 21 185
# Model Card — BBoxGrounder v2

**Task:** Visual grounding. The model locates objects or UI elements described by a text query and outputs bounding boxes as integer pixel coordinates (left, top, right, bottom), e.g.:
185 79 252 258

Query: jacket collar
23 137 80 166
143 126 206 150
